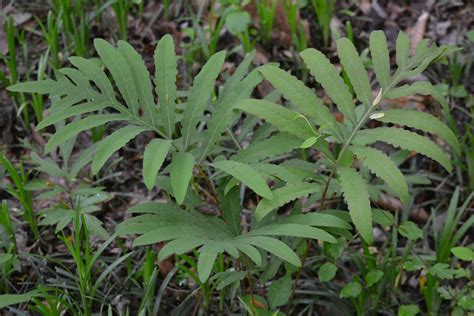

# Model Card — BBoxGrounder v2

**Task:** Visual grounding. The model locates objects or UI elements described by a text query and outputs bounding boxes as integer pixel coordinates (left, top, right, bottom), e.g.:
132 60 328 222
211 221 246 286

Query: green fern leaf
338 167 373 244
69 56 117 102
376 109 460 155
118 41 158 127
199 66 262 161
350 146 409 203
94 39 139 113
232 133 300 163
211 160 273 200
369 31 391 89
142 139 172 190
396 32 409 68
248 223 336 243
198 243 222 282
252 163 305 184
181 51 226 149
336 38 372 107
237 99 316 140
158 238 207 261
255 182 320 220
154 34 178 138
45 114 128 154
300 48 357 123
353 127 452 172
281 212 352 230
36 100 109 130
7 79 60 95
233 243 262 266
169 152 195 204
91 125 149 174
236 236 301 267
258 65 338 132
385 81 449 111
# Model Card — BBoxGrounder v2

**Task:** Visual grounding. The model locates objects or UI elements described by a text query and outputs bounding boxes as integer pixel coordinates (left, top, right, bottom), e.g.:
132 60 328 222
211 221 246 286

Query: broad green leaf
234 243 262 266
249 223 336 243
69 56 117 102
237 236 301 267
154 34 178 138
337 38 372 107
398 221 423 240
169 152 195 204
450 247 474 261
221 50 256 98
385 81 449 112
300 48 356 123
45 114 127 154
198 244 222 282
158 238 207 261
211 160 273 199
92 125 149 174
94 39 139 113
7 79 59 94
396 32 410 68
340 281 362 298
225 10 250 35
59 68 92 89
237 99 316 140
376 109 460 155
220 187 242 236
142 139 172 190
255 182 320 220
36 100 109 130
370 31 391 89
258 65 338 132
118 41 157 127
372 209 394 227
365 270 384 287
232 132 300 163
199 69 262 162
353 127 452 173
282 212 352 230
338 167 373 244
318 262 337 282
252 163 303 183
350 146 409 203
181 50 226 149
268 274 292 308
398 305 420 316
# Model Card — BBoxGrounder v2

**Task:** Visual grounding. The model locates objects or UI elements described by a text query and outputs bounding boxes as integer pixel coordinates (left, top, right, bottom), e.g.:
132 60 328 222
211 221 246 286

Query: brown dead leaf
377 192 429 223
358 0 372 15
408 11 430 54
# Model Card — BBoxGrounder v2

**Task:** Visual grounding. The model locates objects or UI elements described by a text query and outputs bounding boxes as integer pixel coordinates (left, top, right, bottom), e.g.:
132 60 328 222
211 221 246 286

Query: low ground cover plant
1 25 472 315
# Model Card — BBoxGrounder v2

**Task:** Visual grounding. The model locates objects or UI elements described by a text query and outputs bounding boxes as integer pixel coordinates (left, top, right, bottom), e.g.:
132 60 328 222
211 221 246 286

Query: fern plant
236 31 459 244
8 35 351 283
26 133 109 238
